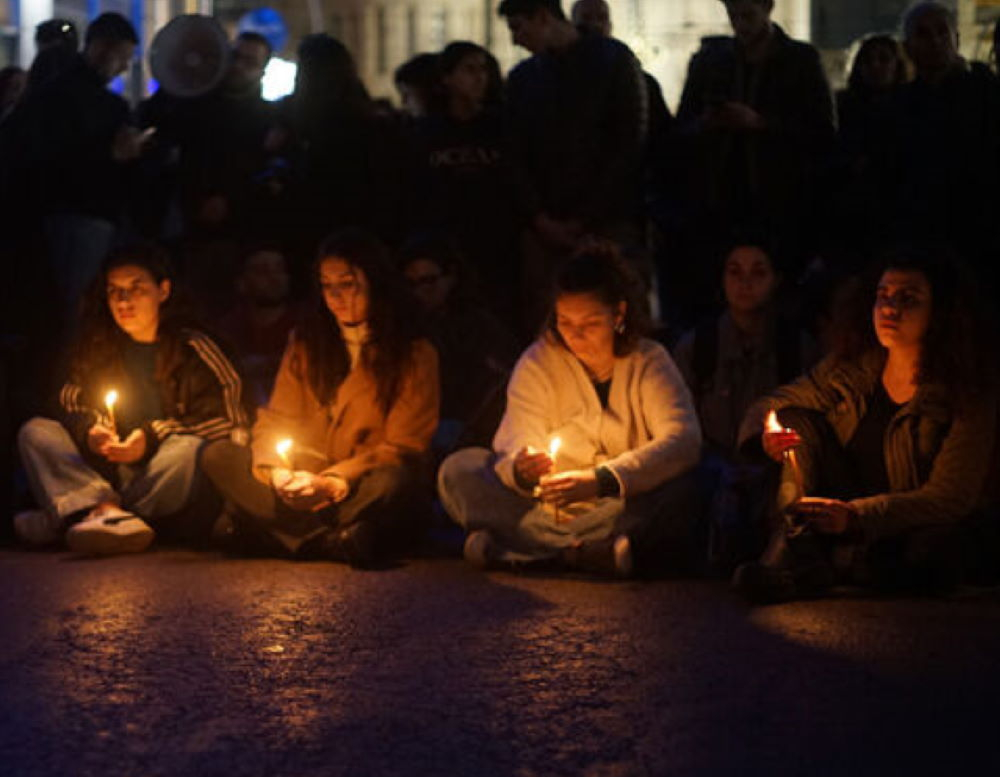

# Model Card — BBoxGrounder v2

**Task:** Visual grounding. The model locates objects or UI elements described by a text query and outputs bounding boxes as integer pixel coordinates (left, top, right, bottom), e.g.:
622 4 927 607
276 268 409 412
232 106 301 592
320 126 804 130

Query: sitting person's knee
199 439 244 478
438 447 492 493
17 417 64 453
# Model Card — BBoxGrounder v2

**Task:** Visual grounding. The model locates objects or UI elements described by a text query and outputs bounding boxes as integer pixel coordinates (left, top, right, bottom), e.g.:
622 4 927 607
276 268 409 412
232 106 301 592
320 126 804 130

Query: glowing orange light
276 438 293 468
104 390 118 438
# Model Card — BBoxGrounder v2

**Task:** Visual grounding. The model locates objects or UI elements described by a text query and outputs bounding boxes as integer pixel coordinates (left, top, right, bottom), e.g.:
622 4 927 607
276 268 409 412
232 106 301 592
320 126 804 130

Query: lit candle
548 436 562 470
548 436 563 523
104 390 118 439
276 438 293 469
766 410 805 499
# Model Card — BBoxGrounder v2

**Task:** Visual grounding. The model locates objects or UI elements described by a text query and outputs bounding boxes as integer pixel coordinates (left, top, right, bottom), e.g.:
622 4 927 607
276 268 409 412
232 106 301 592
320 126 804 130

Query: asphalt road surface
2 546 999 776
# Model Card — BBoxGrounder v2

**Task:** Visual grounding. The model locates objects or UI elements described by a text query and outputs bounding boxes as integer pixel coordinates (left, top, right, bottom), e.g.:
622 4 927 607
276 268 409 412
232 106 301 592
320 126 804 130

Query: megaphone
149 15 229 98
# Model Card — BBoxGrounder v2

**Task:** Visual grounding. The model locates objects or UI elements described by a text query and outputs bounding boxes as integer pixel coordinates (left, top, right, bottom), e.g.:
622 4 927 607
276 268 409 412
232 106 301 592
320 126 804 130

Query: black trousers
767 408 993 591
201 440 426 558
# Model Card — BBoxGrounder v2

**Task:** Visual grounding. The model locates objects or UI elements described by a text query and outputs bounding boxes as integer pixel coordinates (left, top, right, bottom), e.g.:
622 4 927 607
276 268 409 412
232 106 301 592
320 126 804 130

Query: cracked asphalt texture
2 547 999 776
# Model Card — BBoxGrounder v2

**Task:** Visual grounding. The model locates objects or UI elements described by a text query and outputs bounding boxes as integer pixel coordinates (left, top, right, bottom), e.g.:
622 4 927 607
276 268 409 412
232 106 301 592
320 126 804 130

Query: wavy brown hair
547 240 650 357
294 229 422 413
69 242 193 385
830 243 996 400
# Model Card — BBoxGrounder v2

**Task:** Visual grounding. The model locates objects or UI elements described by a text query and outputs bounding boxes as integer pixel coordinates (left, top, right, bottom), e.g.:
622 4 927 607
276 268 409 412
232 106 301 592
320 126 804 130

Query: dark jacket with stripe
58 328 248 464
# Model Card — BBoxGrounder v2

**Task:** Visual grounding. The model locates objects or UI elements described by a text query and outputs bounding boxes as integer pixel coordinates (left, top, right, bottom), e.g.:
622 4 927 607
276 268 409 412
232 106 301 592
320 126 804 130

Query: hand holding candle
764 410 806 499
272 438 294 489
540 436 564 522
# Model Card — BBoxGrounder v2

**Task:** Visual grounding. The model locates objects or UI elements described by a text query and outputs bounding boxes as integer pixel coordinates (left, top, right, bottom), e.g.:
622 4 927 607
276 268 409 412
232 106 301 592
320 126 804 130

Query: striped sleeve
150 331 248 443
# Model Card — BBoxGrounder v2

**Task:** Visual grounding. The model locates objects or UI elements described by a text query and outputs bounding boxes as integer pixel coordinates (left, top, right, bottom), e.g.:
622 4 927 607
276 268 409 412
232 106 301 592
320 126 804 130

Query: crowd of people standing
1 0 998 601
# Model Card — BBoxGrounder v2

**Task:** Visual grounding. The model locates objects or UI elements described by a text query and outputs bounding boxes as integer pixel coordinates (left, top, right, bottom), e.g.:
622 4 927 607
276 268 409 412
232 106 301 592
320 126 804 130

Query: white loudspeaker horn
149 15 229 98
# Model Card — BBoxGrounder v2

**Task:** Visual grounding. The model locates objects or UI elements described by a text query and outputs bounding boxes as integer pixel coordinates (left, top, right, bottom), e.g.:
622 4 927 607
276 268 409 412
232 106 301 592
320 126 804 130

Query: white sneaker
13 510 64 546
66 506 154 556
463 530 496 569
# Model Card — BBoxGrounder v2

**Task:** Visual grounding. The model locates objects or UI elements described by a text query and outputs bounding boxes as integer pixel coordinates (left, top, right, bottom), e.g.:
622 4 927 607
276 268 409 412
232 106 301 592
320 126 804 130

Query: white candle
104 390 118 439
765 410 805 499
548 436 563 523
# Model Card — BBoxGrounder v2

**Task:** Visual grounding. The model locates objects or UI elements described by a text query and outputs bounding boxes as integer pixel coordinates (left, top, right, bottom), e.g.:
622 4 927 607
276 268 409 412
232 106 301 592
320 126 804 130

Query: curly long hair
295 229 422 413
547 240 650 357
831 243 996 400
69 243 192 384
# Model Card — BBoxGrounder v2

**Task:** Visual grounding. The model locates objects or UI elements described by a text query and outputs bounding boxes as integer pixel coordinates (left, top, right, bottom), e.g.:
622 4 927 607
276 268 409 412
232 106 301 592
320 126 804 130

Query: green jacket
738 351 997 542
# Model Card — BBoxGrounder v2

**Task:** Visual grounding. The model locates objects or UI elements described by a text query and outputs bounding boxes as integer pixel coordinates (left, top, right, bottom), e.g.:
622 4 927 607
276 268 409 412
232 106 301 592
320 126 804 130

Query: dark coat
676 25 835 226
505 35 647 229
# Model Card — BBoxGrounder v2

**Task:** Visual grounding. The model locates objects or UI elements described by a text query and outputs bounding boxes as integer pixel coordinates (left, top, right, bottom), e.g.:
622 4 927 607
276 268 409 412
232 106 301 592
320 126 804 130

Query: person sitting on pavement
15 243 248 555
438 241 702 578
394 52 441 120
733 243 999 602
200 229 439 568
673 238 818 571
873 1 1000 293
674 238 818 458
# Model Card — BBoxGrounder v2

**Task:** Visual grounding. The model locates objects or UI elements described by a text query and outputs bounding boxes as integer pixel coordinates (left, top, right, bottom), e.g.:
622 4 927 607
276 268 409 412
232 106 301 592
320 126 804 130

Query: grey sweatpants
18 417 203 522
438 447 697 563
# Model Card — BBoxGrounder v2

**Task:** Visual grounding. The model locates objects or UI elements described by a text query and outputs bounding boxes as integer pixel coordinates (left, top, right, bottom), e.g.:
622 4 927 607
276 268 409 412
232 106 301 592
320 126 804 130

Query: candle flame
104 390 118 408
765 410 783 434
276 438 292 460
549 437 562 458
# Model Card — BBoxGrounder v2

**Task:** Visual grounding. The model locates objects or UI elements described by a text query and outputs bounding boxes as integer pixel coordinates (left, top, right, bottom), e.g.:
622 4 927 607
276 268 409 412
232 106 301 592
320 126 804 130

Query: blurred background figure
0 66 26 122
829 35 910 265
269 34 408 258
27 18 79 93
399 231 515 458
218 242 300 409
673 0 835 327
394 52 441 120
138 30 276 308
406 41 519 331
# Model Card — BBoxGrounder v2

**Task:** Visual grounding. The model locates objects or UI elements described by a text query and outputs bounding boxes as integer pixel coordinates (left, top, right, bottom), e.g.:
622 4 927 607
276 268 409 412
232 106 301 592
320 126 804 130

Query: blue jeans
18 417 204 523
438 447 699 567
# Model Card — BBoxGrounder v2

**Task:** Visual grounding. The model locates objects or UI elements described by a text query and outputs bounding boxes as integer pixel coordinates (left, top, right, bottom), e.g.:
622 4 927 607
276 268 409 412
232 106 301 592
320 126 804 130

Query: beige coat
739 351 998 542
252 337 439 485
493 334 701 498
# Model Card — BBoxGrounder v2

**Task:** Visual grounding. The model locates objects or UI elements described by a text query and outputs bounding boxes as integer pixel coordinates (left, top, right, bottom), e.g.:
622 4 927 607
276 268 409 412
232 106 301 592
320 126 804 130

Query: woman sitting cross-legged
438 242 703 577
733 244 999 602
15 243 247 555
201 229 439 567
